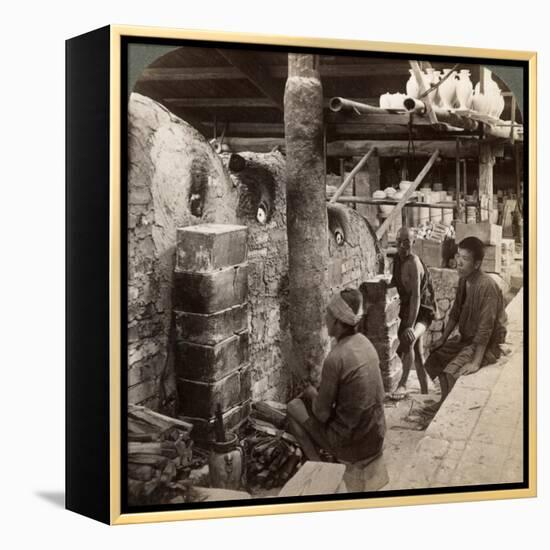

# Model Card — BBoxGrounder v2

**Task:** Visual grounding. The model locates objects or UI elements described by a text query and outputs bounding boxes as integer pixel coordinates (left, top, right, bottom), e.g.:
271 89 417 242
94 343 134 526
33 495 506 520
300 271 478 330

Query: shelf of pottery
374 182 455 241
380 67 506 121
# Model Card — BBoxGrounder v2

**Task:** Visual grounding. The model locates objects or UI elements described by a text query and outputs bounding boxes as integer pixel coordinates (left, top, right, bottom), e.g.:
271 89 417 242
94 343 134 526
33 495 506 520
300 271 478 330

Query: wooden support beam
201 121 470 138
222 138 481 157
140 63 418 83
216 49 285 109
224 137 285 153
330 147 376 203
376 150 440 239
327 140 478 158
479 141 495 221
409 61 438 124
140 66 242 81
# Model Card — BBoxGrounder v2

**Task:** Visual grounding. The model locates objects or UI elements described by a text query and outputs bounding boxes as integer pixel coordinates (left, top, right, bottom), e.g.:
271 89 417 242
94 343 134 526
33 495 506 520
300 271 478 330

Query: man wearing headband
287 288 386 464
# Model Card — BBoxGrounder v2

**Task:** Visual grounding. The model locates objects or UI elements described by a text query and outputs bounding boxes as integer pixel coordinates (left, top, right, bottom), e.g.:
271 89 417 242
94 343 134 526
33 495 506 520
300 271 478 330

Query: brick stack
173 224 251 441
359 276 402 392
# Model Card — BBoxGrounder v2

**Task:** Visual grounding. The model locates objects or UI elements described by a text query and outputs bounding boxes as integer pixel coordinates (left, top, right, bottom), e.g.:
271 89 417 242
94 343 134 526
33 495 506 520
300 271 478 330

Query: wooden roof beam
216 49 285 110
222 138 480 157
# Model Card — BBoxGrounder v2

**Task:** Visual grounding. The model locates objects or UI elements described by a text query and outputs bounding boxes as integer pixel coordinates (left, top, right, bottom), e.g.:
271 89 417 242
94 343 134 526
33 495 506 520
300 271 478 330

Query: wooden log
128 464 155 482
251 401 287 429
128 404 193 433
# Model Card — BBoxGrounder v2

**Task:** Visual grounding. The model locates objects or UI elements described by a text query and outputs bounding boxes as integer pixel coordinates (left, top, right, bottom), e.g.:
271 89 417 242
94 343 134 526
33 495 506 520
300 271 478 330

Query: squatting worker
391 226 437 398
423 236 508 414
287 288 386 464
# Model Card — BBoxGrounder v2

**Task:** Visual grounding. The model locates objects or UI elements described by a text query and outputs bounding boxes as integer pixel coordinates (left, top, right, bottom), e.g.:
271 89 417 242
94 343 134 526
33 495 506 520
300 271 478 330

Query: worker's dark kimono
425 270 507 380
306 333 386 463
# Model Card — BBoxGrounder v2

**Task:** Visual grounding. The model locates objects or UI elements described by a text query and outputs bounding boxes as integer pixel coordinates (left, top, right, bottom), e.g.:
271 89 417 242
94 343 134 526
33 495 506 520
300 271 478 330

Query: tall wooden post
479 141 495 221
284 53 330 386
354 154 380 227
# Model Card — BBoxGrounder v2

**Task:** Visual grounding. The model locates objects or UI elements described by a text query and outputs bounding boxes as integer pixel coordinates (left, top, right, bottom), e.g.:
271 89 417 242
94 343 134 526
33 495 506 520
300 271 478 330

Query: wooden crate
455 221 502 246
481 244 502 274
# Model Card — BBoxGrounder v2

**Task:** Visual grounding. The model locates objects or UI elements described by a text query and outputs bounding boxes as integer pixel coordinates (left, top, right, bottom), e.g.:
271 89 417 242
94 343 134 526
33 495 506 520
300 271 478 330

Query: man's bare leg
394 322 428 396
287 398 322 461
394 345 413 397
413 323 428 394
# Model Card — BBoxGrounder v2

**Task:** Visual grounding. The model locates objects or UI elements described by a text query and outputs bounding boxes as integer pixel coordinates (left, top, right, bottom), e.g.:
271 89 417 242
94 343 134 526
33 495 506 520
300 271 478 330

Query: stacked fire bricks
174 224 251 441
360 276 402 392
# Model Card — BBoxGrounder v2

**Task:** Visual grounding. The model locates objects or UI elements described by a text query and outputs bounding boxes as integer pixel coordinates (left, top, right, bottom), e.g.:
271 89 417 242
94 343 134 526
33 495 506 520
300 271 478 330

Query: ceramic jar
406 70 420 98
379 93 391 109
456 70 474 110
472 91 492 115
438 69 458 109
431 70 443 107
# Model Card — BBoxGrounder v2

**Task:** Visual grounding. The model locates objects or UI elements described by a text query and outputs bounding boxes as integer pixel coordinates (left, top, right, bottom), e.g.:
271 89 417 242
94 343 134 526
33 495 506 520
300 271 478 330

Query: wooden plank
327 140 476 158
217 49 285 109
194 488 252 501
141 66 242 81
330 147 376 203
222 138 480 157
202 121 450 137
409 61 438 124
224 137 285 153
140 64 411 83
376 149 440 239
278 461 347 497
128 404 193 432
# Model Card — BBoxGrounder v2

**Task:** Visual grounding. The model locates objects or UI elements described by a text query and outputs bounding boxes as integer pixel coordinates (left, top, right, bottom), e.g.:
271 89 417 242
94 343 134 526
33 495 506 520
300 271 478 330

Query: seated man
423 236 508 414
287 288 386 464
392 227 437 397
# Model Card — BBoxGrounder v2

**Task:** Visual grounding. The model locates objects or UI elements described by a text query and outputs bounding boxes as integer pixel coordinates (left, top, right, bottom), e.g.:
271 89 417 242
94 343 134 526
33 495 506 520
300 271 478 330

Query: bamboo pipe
403 98 479 131
329 97 387 114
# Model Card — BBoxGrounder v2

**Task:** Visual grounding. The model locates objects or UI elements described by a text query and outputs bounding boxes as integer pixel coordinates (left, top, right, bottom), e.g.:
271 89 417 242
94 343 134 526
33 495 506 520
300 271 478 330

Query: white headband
327 293 363 326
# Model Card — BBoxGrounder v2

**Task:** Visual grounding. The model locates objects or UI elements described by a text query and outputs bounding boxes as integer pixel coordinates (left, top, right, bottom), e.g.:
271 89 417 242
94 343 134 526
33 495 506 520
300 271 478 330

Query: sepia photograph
123 34 530 514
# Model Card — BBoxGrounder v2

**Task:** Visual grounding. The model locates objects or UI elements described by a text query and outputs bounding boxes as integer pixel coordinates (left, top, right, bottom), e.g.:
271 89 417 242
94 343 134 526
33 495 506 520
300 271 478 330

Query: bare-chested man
391 227 437 397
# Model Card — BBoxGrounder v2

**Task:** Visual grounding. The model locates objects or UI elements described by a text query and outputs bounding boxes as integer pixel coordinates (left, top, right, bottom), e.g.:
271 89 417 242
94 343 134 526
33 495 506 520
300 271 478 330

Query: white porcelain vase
472 91 490 115
406 70 420 98
438 69 458 109
431 70 443 107
379 93 391 109
456 70 474 110
493 92 505 119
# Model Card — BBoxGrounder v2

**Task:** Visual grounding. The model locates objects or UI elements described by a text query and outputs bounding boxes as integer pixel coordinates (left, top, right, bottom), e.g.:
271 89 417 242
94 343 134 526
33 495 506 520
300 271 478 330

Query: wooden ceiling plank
216 49 285 110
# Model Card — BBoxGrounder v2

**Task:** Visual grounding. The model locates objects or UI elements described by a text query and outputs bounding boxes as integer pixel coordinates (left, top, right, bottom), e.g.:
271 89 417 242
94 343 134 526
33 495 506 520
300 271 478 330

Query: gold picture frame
66 24 537 525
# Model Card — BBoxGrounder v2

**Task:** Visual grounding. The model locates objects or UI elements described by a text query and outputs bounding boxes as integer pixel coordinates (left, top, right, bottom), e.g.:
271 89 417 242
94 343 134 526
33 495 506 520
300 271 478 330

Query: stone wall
327 205 384 292
128 93 385 409
425 268 459 350
127 93 238 413
228 151 292 402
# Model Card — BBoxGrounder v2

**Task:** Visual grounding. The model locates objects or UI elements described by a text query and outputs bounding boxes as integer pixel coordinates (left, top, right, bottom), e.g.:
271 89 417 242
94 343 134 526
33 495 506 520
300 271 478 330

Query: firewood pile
243 402 304 491
127 404 206 505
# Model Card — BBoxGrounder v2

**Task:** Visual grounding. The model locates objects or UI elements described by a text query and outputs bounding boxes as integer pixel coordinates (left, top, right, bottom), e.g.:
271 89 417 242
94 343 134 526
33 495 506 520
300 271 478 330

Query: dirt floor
381 372 440 490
